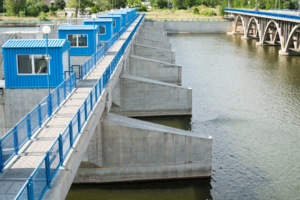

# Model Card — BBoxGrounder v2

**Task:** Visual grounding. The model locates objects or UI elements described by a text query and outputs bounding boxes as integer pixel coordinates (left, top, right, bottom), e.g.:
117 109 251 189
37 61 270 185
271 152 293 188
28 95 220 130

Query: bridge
0 13 212 200
225 9 300 55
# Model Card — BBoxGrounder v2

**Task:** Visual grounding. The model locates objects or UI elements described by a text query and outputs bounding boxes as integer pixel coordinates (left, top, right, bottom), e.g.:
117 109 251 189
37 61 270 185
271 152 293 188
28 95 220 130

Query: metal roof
58 25 99 30
99 14 122 18
2 39 67 48
84 18 113 22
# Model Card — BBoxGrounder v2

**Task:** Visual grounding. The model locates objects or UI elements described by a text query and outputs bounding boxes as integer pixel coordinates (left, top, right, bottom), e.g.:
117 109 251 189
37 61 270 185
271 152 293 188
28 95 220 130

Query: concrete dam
0 13 212 200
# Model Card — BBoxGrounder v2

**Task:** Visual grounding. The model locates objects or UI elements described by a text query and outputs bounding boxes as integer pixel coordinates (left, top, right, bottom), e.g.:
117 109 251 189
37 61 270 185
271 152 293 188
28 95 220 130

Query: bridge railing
147 18 230 22
0 72 76 173
13 13 144 200
119 26 126 37
225 8 300 20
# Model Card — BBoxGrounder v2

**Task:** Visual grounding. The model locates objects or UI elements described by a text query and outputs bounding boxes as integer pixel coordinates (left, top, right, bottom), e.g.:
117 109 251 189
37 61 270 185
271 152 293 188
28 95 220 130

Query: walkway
0 16 141 200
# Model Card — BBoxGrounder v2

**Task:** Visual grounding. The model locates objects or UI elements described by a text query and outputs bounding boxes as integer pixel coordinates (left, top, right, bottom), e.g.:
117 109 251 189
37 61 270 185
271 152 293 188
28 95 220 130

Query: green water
67 34 300 200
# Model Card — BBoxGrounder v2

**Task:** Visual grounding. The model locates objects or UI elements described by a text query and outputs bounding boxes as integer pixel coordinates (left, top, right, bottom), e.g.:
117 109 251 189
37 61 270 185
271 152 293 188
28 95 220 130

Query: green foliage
95 3 108 11
49 5 58 12
55 0 66 10
150 0 168 8
26 5 39 16
218 5 225 16
140 4 148 11
5 0 26 16
200 8 214 16
192 7 199 14
19 10 25 17
36 2 49 13
90 6 97 13
38 11 47 20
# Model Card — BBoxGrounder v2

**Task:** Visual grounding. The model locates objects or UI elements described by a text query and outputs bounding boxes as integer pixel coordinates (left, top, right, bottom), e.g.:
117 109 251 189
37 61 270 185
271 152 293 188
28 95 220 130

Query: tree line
150 0 300 10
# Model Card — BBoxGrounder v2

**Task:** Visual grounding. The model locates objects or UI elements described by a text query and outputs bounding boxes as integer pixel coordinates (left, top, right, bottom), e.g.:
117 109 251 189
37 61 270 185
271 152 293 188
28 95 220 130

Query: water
67 34 300 200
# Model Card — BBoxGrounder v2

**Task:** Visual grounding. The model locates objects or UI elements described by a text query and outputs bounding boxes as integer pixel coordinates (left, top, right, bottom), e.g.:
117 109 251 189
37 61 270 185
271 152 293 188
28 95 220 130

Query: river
66 34 300 200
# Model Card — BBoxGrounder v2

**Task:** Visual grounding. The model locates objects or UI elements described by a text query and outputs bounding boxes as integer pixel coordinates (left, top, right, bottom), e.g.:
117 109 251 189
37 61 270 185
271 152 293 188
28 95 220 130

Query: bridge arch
245 17 260 39
284 24 300 52
234 15 245 33
261 20 283 49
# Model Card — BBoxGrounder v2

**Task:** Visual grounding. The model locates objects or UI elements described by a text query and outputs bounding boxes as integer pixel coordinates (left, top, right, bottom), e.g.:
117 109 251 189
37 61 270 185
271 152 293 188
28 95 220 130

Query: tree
36 2 49 12
218 5 225 16
4 0 26 16
55 0 66 10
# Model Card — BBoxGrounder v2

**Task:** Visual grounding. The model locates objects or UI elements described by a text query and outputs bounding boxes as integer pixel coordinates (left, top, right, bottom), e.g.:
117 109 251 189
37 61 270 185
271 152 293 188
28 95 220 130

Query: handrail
225 8 300 20
0 72 76 173
13 13 144 200
148 18 230 22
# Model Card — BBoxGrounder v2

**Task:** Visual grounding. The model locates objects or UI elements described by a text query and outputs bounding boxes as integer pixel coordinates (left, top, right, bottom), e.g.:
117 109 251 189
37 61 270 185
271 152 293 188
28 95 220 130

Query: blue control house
58 25 99 56
108 11 127 27
84 19 113 41
2 39 70 88
98 15 122 33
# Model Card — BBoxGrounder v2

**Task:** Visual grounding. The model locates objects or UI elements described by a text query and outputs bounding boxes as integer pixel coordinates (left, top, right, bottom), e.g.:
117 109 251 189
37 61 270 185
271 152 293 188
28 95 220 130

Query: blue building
124 9 131 23
58 25 99 56
2 39 70 88
84 19 113 41
98 15 122 33
108 11 127 27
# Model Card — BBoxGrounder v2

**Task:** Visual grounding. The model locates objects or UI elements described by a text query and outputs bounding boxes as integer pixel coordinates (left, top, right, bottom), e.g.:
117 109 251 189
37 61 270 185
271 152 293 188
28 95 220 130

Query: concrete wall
138 31 169 42
0 88 50 137
144 21 233 33
70 56 91 66
110 74 192 117
126 55 181 85
136 37 172 50
64 18 85 25
140 28 167 37
133 44 175 64
75 113 212 183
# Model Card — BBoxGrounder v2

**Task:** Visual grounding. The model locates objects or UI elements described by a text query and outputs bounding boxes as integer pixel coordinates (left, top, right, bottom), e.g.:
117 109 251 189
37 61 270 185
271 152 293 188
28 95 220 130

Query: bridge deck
0 17 141 200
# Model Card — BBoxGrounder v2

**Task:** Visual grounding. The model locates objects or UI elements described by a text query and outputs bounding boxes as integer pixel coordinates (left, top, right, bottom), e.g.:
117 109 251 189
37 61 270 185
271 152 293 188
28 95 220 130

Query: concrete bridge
226 9 300 55
0 14 212 200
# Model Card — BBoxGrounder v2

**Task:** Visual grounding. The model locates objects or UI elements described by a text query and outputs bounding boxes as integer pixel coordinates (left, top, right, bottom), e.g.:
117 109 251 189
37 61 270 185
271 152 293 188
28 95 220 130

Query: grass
144 7 223 19
0 15 66 22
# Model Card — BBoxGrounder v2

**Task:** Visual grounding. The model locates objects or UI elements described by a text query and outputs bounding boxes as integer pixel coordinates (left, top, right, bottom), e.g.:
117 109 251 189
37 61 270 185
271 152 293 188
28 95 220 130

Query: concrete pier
76 113 212 183
135 37 172 50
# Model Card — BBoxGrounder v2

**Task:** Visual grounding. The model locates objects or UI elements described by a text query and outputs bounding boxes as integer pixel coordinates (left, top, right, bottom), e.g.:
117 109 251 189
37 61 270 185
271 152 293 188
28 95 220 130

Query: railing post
47 95 52 117
74 72 77 88
57 88 60 107
0 140 3 173
90 93 93 110
45 151 51 187
27 178 34 200
59 134 64 166
77 109 81 133
13 127 19 155
95 84 98 101
84 100 87 120
26 115 31 139
38 104 42 127
69 122 73 148
63 81 66 99
69 77 72 92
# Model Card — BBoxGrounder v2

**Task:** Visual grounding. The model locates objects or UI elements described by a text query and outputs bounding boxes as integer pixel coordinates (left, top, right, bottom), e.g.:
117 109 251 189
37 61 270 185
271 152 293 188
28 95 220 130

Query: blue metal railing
119 26 126 37
14 13 144 200
149 18 229 22
0 72 76 173
102 33 118 51
225 8 300 20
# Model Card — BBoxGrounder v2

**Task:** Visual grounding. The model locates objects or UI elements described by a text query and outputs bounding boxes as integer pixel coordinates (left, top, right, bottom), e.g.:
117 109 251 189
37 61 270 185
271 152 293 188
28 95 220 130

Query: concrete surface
133 44 175 64
110 74 192 117
75 113 212 183
135 37 172 50
138 31 169 42
70 56 91 66
126 55 181 85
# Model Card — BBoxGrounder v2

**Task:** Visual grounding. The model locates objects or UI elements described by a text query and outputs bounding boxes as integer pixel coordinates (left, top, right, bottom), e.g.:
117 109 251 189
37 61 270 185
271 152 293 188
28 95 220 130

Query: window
67 34 88 47
99 25 106 35
17 55 48 75
113 20 116 27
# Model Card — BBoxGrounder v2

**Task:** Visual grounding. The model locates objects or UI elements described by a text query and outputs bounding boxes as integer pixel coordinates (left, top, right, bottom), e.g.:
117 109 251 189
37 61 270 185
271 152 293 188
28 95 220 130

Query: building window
67 34 88 47
113 20 116 27
99 25 106 35
17 55 48 75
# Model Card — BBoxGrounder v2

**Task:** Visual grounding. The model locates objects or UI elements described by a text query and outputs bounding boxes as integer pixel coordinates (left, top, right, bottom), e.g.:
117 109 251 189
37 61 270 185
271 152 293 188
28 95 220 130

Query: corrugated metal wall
3 47 65 88
58 29 96 56
84 21 113 41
